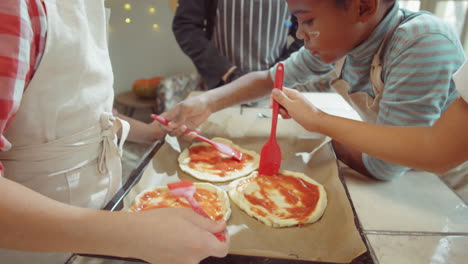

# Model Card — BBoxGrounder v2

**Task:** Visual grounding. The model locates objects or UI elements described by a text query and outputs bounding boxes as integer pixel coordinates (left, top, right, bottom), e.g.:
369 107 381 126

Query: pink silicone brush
167 180 226 242
151 114 242 161
258 62 284 176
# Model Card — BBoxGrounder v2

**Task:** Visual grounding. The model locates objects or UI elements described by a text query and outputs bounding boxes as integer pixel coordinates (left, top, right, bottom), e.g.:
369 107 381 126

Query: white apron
331 13 468 203
0 0 129 263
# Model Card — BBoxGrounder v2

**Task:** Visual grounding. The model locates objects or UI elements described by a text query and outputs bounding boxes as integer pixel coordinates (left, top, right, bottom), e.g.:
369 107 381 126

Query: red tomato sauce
241 173 320 222
131 188 225 221
188 145 253 176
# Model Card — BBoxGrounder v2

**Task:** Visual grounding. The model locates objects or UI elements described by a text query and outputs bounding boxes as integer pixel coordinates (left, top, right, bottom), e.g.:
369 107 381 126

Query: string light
152 24 160 32
109 3 161 29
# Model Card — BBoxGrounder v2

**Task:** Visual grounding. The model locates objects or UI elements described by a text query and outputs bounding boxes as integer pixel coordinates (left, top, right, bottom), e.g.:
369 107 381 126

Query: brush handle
271 63 284 140
151 114 198 136
185 195 209 218
151 114 169 126
185 195 226 242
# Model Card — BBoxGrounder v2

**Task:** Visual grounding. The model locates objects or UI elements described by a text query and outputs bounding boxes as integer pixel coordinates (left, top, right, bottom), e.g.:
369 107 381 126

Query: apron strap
370 10 403 98
334 10 403 85
329 11 404 123
334 57 346 79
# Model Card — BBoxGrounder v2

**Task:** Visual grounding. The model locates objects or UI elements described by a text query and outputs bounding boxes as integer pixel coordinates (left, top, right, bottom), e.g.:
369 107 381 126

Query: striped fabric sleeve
363 30 465 180
269 46 334 88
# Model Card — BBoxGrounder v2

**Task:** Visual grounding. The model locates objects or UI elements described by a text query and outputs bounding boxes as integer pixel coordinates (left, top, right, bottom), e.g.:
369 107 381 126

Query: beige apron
331 14 468 203
0 0 129 263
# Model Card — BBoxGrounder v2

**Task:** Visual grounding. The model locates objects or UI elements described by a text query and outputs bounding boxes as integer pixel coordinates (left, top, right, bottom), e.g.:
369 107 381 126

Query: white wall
104 0 196 94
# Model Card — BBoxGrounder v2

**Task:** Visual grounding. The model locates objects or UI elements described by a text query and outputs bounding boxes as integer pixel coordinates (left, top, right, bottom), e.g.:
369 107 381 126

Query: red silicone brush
167 180 226 242
258 62 284 176
151 114 242 161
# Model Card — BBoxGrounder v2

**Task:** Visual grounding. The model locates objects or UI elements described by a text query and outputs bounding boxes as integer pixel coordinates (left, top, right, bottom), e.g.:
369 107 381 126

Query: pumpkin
132 77 164 98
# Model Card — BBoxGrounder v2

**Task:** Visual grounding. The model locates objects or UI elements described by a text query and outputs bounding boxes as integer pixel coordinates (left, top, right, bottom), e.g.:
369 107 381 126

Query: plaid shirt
0 0 47 175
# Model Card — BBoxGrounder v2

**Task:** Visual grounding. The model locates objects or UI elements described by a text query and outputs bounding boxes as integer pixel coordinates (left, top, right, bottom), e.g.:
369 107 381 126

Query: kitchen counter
69 93 468 264
302 93 468 264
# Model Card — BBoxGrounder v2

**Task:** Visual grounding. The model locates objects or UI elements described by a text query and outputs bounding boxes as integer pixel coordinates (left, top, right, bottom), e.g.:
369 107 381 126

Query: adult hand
127 208 229 264
163 95 213 140
271 88 324 132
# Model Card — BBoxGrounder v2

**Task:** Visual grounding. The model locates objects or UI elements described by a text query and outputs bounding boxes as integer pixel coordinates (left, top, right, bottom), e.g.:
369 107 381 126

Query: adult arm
172 0 234 89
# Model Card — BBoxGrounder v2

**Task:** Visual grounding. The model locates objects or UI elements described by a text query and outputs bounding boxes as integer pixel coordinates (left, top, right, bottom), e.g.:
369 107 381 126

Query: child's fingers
182 130 198 141
281 87 301 99
190 213 227 233
271 88 291 107
279 108 291 119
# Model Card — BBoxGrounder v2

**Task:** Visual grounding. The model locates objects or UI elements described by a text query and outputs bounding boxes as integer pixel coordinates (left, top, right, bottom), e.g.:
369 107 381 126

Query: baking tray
72 108 374 264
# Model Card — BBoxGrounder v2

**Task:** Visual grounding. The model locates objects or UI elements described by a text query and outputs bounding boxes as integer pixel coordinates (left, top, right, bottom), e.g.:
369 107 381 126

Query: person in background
0 1 228 263
163 0 466 199
172 0 304 90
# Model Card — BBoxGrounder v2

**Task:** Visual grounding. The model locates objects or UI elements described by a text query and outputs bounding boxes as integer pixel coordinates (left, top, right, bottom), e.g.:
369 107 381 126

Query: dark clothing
173 0 303 89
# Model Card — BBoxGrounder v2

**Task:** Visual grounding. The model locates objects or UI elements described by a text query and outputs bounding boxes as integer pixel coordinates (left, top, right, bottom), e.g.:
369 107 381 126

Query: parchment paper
124 107 366 263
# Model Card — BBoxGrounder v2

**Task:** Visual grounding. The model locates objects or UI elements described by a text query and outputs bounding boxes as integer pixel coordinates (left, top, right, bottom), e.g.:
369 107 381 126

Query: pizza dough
228 170 327 227
129 182 231 221
178 137 260 182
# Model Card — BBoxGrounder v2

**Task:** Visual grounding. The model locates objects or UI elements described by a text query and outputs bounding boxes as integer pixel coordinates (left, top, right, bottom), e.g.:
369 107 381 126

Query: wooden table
114 91 161 117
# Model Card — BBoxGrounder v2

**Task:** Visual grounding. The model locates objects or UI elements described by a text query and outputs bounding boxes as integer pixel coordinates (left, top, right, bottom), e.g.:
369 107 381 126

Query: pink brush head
150 114 243 161
166 180 227 242
167 180 211 218
167 180 196 197
167 179 195 190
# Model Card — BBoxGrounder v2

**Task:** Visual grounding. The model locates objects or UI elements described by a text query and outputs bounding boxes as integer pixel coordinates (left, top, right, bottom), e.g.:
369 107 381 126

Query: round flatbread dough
129 182 231 221
229 170 327 227
178 137 260 182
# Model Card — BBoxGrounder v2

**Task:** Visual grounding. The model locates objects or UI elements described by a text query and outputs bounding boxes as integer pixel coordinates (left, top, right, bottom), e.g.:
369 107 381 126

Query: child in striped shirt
164 0 466 189
272 75 468 201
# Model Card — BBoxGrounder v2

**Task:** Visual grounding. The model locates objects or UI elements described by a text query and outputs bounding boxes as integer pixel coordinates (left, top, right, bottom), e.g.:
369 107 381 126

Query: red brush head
167 180 194 190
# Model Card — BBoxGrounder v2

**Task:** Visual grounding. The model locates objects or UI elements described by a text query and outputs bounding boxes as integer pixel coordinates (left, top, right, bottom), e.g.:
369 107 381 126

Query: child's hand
271 88 324 132
128 208 229 264
164 95 212 141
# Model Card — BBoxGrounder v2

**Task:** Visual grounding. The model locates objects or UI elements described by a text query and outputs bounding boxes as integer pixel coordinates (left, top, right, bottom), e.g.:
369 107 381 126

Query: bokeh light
152 24 160 32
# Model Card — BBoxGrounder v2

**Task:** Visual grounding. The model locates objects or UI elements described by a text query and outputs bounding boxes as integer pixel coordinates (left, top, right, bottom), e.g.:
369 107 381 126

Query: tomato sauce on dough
131 188 225 221
189 145 253 176
240 173 320 222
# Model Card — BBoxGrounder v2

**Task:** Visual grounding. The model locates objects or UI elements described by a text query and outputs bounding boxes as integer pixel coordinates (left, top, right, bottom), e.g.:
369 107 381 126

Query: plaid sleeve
0 0 46 176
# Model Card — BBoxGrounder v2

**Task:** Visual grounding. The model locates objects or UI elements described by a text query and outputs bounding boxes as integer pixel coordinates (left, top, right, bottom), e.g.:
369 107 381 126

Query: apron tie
98 113 130 174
